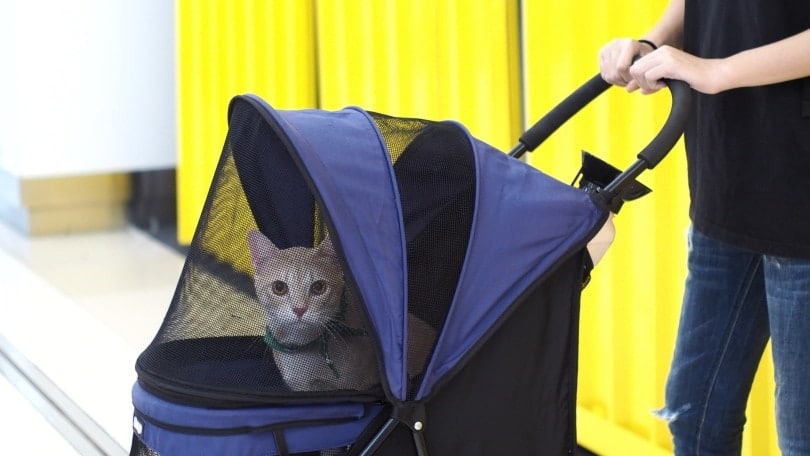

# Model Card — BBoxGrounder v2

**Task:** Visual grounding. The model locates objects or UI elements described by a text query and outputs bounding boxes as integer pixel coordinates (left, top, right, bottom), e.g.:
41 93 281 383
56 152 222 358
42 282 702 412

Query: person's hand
598 38 654 91
629 46 726 94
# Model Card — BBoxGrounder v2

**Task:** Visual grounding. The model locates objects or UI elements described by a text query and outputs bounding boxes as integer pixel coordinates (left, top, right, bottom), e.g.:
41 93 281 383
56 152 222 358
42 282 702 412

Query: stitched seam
694 256 762 454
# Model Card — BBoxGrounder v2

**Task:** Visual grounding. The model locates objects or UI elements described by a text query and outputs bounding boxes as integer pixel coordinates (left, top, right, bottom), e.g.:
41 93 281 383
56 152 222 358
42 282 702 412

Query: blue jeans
662 226 810 455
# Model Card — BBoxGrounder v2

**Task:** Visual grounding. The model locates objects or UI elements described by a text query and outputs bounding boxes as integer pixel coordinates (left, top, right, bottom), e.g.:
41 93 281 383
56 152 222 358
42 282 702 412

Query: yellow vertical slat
315 0 521 151
522 1 778 455
176 0 317 244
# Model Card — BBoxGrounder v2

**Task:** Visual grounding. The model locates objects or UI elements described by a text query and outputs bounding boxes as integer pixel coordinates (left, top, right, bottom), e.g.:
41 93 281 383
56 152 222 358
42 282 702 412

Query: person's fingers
629 55 656 92
599 40 637 87
630 57 668 94
599 48 624 85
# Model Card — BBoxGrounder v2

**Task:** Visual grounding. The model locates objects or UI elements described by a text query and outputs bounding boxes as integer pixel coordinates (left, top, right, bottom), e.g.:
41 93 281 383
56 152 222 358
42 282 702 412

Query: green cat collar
263 320 368 379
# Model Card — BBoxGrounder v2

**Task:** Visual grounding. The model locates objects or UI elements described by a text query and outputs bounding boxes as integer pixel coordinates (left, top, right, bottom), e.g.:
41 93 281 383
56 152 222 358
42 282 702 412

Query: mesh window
372 113 475 399
136 102 381 404
130 434 160 456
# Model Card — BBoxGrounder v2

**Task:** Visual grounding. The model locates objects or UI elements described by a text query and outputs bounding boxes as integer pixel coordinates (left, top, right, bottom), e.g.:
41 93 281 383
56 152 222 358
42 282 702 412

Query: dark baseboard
127 169 188 255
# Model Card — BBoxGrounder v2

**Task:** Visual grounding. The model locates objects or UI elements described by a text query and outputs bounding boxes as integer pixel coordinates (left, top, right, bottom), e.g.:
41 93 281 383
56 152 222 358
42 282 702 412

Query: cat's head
247 230 344 345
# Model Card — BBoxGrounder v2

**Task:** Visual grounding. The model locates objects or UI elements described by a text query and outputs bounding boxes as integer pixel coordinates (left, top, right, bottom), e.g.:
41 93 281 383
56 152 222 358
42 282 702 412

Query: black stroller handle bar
509 74 692 170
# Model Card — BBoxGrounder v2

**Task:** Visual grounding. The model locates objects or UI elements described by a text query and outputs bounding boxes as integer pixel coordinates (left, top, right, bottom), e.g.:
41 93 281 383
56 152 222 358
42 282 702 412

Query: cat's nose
292 307 307 319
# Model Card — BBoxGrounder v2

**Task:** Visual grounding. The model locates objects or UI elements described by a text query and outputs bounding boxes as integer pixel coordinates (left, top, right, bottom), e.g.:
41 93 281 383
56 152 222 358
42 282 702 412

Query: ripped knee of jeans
653 404 692 423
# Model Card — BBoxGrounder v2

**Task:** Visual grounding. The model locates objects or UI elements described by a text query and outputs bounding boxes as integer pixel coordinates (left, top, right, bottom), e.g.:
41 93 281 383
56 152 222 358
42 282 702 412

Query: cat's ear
318 234 337 258
247 230 278 266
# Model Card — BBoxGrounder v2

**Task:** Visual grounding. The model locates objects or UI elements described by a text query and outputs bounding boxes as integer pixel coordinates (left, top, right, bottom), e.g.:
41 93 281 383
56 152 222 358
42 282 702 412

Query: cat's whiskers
323 321 349 345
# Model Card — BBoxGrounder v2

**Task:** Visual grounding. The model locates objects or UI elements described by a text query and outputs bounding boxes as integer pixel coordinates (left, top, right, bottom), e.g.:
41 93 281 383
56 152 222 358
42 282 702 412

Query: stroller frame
130 75 690 456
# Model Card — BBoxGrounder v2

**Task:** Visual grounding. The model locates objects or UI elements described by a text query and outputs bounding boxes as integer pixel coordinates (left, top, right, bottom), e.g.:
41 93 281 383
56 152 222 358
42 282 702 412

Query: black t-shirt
683 0 810 258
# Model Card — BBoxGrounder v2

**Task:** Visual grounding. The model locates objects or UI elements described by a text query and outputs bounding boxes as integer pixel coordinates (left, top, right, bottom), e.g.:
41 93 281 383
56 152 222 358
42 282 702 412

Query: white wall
0 0 175 178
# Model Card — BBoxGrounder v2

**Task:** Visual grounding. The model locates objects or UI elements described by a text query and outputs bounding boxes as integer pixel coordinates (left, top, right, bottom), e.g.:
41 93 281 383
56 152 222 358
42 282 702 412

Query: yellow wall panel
522 1 778 455
176 0 317 244
177 1 519 243
315 0 521 151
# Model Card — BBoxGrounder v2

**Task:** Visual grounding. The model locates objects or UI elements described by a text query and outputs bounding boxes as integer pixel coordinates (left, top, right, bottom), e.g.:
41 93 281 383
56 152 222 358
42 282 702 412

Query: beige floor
0 221 185 454
0 372 80 455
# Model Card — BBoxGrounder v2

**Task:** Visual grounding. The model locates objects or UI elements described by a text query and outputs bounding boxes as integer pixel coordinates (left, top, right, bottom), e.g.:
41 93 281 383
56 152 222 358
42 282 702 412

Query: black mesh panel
130 434 160 456
135 100 381 406
372 113 475 399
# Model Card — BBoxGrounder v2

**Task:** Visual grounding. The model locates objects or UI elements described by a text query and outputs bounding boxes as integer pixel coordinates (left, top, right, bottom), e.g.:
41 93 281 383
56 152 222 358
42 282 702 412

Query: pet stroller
130 75 690 455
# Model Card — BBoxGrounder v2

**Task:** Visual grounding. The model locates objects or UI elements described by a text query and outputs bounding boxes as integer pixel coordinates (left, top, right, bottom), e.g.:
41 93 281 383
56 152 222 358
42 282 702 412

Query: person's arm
640 0 684 49
599 0 684 89
632 29 810 94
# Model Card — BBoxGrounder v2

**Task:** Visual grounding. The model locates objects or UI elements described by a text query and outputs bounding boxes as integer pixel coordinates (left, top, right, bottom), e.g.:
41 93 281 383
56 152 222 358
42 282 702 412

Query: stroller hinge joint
392 401 427 432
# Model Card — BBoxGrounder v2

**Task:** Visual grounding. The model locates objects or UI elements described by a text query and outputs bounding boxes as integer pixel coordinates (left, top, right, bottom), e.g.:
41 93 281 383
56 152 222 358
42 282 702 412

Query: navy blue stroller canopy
131 76 689 455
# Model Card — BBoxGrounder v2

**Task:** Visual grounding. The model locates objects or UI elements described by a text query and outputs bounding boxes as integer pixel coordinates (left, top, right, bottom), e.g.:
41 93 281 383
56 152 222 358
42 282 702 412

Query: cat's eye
310 280 327 296
271 281 288 296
